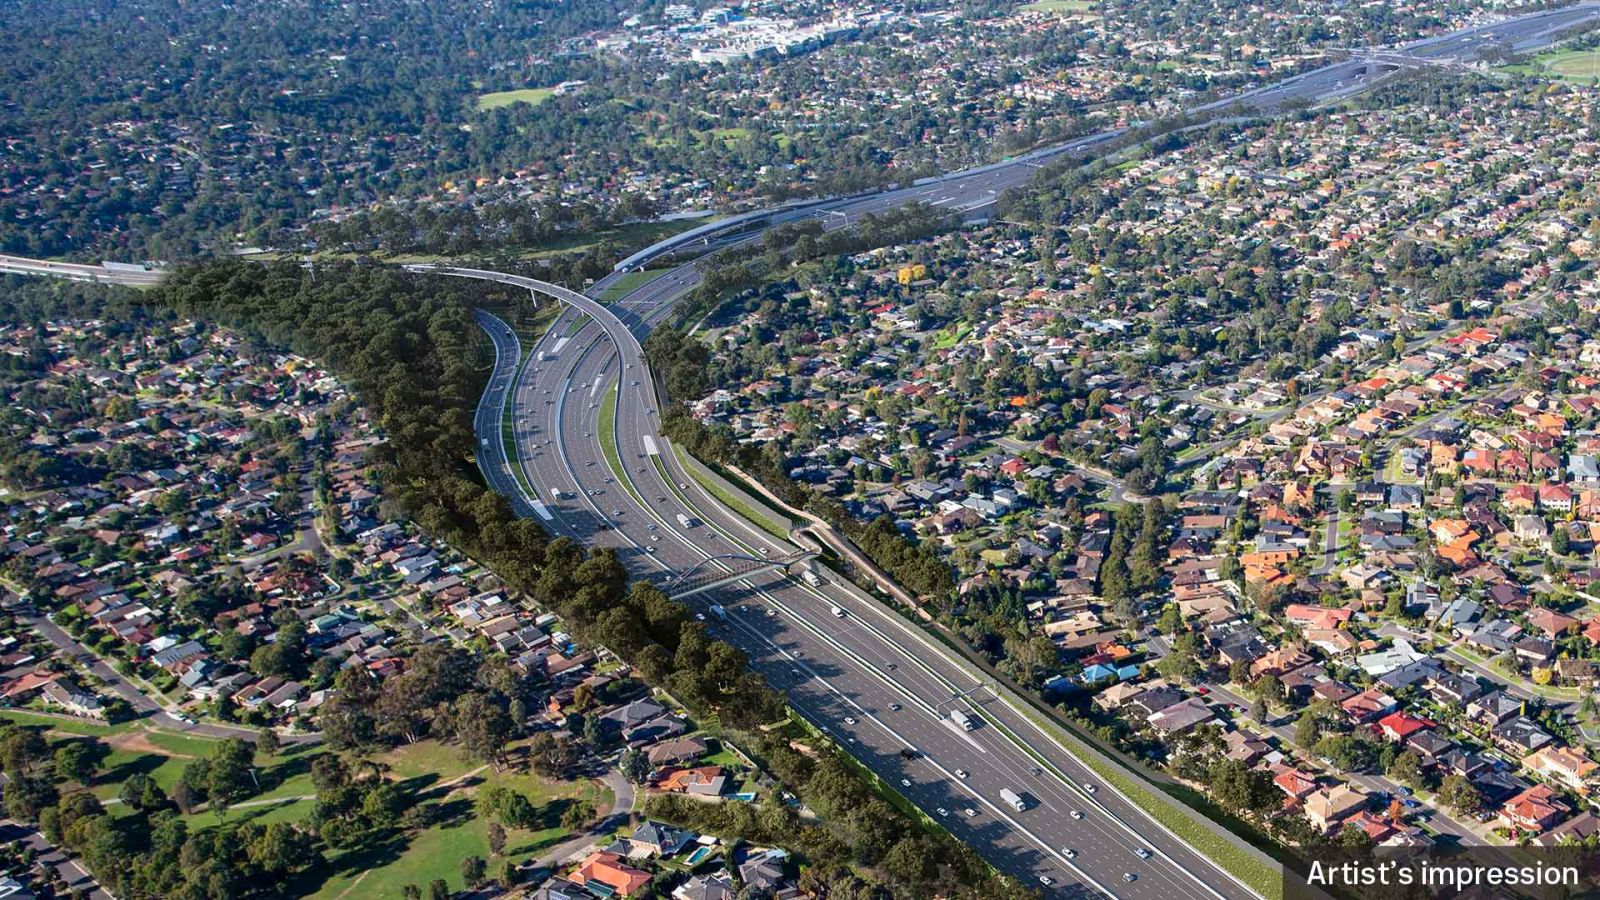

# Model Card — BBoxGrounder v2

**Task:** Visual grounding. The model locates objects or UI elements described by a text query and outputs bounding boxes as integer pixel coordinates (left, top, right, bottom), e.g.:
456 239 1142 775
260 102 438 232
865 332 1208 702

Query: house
1467 691 1523 727
673 874 735 900
1492 716 1554 755
1305 784 1367 832
1377 711 1432 744
647 736 709 767
1523 745 1599 793
737 849 790 895
629 820 693 857
39 681 106 719
658 766 728 797
1534 810 1600 847
1146 697 1216 736
570 851 652 897
1498 784 1569 835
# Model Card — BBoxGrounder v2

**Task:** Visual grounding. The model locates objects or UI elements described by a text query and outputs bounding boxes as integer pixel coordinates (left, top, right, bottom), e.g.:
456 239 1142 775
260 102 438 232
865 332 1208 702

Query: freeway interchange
7 5 1600 896
441 265 1257 899
431 8 1600 896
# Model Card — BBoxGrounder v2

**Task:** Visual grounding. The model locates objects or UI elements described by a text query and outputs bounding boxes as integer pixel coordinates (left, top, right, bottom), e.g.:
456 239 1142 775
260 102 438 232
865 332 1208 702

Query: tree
461 855 487 888
1387 749 1423 789
560 800 592 831
256 728 280 760
1439 774 1482 815
54 742 97 785
528 732 579 777
500 858 518 889
119 773 167 812
618 748 651 785
486 821 506 856
451 692 514 768
206 739 257 818
428 879 449 900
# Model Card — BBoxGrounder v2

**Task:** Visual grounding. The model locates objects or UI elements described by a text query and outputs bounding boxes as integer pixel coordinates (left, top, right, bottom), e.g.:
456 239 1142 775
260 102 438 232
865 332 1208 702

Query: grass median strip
597 381 646 508
671 446 791 540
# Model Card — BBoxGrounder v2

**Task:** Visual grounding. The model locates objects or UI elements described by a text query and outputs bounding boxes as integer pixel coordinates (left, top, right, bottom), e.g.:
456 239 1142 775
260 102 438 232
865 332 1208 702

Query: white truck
676 513 696 528
802 570 823 587
949 709 975 731
1000 788 1028 812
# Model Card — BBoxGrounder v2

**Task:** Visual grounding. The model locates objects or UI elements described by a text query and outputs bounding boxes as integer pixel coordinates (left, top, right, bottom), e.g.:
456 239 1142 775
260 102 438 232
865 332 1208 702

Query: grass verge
672 448 792 540
597 269 671 303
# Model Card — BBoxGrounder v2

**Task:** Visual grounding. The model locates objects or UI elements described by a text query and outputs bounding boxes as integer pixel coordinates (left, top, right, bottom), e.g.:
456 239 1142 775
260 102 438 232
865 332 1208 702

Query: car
900 779 911 788
759 546 769 556
693 613 705 621
1083 783 1097 793
1039 876 1054 887
898 748 918 760
647 523 657 530
955 769 969 780
679 483 688 490
612 509 622 516
1124 873 1137 883
936 807 949 817
844 716 857 725
888 703 902 711
1195 685 1210 695
963 808 978 818
1069 810 1083 820
1062 849 1076 859
586 460 595 466
1135 848 1151 859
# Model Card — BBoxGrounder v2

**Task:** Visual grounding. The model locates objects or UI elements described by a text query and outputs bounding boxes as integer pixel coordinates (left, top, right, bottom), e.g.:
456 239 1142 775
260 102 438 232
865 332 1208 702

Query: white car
963 808 978 818
844 716 857 725
1070 810 1083 820
936 807 949 817
1135 848 1151 859
955 769 969 780
1063 849 1076 859
1039 876 1054 887
900 779 911 787
1084 783 1097 793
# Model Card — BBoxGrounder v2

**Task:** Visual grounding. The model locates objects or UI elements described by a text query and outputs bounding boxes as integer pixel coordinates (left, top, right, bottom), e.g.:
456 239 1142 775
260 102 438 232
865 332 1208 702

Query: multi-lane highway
8 5 1600 895
431 11 1600 895
0 253 165 286
432 265 1267 898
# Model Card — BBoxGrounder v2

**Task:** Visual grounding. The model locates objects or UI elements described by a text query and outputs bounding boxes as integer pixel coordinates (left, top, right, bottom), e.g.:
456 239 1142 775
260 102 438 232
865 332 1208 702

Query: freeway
434 265 1263 899
613 3 1600 275
427 12 1600 895
0 253 165 286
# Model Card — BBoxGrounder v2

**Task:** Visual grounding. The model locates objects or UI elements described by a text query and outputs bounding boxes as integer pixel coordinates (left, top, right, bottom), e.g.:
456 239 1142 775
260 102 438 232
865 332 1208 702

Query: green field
1017 0 1097 14
308 741 612 899
475 87 556 111
1503 47 1600 83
